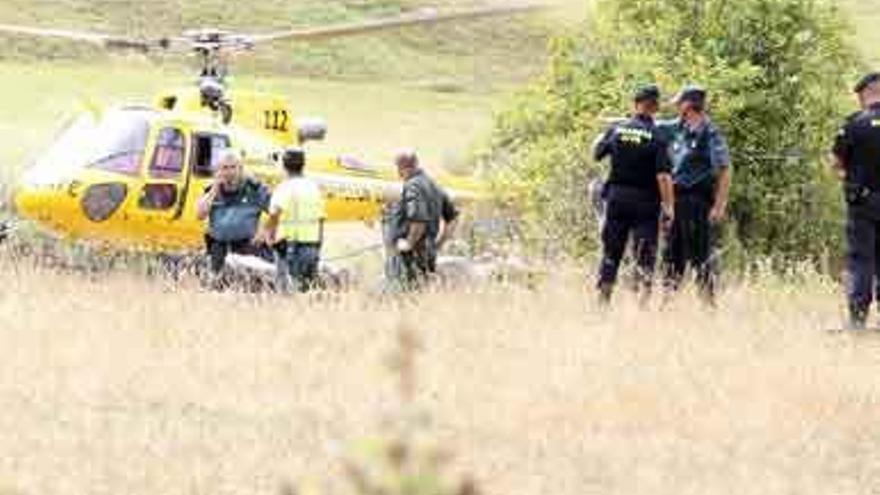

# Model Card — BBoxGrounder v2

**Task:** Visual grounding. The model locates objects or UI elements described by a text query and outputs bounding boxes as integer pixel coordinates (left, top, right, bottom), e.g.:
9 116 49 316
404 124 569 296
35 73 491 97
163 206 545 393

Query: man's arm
710 167 731 224
593 126 615 162
404 222 427 250
263 211 281 245
196 182 218 221
832 122 853 182
257 182 272 213
436 192 460 250
261 184 286 245
708 129 732 224
398 181 430 253
654 133 675 227
657 172 675 228
832 154 847 181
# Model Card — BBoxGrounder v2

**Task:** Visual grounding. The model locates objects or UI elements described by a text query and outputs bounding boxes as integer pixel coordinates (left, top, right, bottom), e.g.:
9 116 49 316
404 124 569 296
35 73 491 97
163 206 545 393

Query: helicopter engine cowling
297 118 327 143
199 78 233 124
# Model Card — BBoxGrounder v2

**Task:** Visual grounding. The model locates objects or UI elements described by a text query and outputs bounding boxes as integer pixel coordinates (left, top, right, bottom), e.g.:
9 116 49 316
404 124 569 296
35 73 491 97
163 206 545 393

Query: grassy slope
845 0 880 67
0 0 554 89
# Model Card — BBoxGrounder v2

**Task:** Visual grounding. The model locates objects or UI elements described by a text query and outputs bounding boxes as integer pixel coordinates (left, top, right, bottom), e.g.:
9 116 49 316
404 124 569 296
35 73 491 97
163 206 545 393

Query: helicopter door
137 127 188 222
185 132 231 213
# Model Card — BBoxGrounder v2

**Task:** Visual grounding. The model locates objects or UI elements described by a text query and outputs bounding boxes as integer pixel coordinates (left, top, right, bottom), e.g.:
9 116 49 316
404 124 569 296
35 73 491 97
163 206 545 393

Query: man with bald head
197 150 272 284
833 72 880 329
387 149 459 288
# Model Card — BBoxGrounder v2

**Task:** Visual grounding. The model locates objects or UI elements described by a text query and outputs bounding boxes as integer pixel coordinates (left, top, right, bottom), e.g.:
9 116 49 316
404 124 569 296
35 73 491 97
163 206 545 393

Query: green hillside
846 0 880 67
0 0 557 91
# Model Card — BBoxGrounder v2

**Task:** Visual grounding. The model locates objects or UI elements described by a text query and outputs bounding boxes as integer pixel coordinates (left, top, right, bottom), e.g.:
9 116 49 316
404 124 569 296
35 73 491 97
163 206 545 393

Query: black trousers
662 191 716 300
597 186 661 296
205 236 254 274
277 240 321 293
845 198 880 324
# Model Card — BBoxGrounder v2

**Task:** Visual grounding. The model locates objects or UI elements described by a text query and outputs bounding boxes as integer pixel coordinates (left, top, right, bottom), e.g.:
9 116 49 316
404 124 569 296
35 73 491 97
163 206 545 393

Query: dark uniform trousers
204 235 276 291
662 185 717 301
277 240 321 293
598 185 661 295
846 193 880 321
206 235 258 274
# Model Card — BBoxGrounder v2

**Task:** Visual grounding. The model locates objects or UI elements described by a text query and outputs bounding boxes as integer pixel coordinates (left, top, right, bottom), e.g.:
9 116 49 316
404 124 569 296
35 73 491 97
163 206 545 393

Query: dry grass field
3 256 880 495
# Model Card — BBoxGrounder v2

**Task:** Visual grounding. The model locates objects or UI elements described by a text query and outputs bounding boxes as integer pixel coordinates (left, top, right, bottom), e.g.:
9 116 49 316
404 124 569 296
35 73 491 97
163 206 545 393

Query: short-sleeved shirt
659 117 730 190
594 113 670 199
398 169 458 249
269 176 326 243
206 177 271 242
833 103 880 190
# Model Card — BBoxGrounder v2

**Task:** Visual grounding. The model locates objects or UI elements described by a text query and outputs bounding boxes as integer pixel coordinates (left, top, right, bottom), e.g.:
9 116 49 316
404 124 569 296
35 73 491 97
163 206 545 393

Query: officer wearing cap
832 72 880 329
593 84 675 305
659 85 732 305
265 147 326 293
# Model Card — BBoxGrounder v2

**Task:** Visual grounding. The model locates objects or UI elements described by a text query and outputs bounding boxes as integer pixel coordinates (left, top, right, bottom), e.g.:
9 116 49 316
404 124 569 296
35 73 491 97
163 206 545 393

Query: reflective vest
274 177 325 243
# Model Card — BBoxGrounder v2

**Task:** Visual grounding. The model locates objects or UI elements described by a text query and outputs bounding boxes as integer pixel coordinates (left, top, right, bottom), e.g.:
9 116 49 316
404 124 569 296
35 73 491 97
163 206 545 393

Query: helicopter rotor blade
248 2 552 43
0 23 177 53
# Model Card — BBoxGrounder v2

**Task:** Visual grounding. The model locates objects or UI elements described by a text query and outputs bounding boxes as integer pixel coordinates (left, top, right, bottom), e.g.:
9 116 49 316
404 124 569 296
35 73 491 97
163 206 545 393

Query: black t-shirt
834 103 880 190
594 114 670 197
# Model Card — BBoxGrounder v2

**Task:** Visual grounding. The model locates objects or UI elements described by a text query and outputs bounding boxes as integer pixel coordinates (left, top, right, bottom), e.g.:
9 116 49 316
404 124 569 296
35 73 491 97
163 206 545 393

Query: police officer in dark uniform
660 85 732 305
594 85 675 304
390 149 459 289
833 72 880 329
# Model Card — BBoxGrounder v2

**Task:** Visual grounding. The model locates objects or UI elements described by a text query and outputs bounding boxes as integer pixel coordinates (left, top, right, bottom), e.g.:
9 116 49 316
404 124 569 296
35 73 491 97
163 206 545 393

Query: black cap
673 85 707 105
634 84 660 103
282 147 305 173
854 72 880 93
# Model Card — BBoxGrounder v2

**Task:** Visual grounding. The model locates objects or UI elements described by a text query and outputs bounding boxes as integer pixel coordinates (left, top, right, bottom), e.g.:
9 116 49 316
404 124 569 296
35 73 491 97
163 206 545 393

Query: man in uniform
832 72 880 329
197 150 272 287
264 147 326 293
660 85 732 305
594 84 675 305
388 149 459 289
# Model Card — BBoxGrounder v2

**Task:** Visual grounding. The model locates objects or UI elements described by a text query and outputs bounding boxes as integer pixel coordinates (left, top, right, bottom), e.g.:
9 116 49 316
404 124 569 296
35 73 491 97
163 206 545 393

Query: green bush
486 0 861 268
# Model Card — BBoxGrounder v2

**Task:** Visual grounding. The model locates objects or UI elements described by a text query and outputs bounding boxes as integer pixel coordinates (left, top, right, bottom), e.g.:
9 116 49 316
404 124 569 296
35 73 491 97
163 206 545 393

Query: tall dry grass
1 257 880 495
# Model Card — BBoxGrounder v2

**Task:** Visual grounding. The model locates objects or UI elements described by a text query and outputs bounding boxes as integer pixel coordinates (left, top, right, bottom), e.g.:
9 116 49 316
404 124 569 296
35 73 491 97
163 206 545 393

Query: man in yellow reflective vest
265 148 326 292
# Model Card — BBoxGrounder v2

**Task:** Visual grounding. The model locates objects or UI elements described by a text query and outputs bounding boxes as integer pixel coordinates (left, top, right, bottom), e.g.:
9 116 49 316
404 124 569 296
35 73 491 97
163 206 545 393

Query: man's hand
661 204 675 232
396 238 413 253
253 227 273 246
196 179 221 221
709 203 727 224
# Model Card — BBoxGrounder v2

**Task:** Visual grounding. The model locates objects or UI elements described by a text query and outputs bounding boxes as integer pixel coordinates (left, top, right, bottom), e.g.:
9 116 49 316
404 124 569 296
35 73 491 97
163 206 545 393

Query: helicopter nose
15 178 130 234
14 180 83 233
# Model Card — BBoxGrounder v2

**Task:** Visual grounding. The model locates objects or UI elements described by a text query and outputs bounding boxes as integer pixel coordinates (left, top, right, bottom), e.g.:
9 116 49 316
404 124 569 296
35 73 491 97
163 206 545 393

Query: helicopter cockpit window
192 134 231 178
30 110 151 182
150 128 186 178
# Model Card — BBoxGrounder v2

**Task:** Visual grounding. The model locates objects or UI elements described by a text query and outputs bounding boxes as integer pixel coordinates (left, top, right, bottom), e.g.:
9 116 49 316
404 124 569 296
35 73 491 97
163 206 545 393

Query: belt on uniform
674 182 714 201
606 184 659 203
280 240 321 248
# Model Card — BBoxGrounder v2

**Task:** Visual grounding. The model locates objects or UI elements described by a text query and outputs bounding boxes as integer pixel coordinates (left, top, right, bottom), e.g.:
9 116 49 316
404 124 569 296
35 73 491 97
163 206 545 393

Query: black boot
597 283 613 307
849 303 868 331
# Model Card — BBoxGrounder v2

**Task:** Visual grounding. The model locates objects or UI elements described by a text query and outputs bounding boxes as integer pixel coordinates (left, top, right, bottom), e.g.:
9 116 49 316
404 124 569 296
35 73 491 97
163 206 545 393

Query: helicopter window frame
149 127 188 179
138 183 179 211
192 133 232 178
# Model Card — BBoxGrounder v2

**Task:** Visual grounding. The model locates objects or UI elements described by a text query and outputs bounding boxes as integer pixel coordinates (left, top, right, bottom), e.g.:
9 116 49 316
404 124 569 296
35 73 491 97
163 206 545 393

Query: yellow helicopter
0 3 546 252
